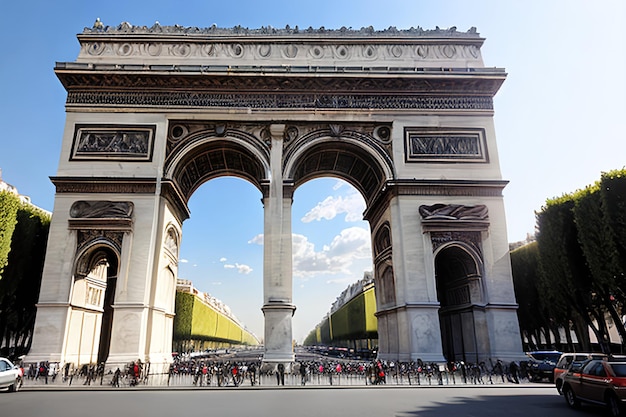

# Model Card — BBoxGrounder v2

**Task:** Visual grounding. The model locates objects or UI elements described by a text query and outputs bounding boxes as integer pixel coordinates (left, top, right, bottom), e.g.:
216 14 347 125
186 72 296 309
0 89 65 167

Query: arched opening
176 176 264 349
435 244 484 363
291 178 373 348
286 133 389 354
70 245 119 365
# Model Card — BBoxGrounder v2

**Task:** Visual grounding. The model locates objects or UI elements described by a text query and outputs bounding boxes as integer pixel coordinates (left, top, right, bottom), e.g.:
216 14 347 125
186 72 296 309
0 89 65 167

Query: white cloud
292 227 371 278
224 262 253 274
332 180 344 191
179 259 189 263
248 234 264 245
246 227 371 278
220 257 227 262
301 192 365 223
235 263 253 274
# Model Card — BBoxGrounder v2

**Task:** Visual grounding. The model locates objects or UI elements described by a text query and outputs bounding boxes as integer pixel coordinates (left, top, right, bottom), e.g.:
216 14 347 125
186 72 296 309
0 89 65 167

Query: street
0 384 608 417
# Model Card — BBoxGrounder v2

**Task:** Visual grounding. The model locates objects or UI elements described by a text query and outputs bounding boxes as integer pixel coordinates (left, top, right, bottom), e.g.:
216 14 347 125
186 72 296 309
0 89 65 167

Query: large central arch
28 23 524 380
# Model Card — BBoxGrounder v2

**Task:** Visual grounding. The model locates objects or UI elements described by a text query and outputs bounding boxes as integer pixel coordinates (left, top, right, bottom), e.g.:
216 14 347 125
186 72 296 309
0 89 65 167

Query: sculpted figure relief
419 203 488 220
70 201 134 219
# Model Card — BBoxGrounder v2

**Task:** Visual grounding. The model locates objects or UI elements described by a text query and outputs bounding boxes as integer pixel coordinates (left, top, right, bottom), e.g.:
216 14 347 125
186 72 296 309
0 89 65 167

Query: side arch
70 240 121 365
434 242 488 363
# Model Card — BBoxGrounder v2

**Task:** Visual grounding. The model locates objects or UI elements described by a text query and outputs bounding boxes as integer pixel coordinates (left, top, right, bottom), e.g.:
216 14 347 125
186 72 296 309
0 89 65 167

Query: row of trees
511 169 626 353
0 191 50 359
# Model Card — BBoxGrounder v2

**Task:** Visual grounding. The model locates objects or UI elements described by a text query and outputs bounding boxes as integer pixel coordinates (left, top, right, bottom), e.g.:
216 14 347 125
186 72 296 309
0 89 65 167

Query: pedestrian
276 363 285 386
299 362 307 386
509 361 520 384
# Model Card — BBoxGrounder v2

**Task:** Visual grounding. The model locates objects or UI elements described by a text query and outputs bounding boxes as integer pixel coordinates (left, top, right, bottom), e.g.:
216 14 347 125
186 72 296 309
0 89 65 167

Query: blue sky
1 0 624 342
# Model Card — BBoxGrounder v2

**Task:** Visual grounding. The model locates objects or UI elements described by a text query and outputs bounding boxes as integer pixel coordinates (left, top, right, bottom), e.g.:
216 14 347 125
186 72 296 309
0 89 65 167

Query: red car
561 359 626 417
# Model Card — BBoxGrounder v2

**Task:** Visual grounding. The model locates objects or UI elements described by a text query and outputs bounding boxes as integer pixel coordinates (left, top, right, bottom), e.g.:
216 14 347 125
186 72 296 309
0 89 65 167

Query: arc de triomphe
27 22 524 375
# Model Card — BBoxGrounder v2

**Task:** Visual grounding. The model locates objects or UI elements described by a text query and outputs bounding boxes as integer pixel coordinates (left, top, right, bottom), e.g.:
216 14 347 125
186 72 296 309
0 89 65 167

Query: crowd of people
18 355 528 388
166 357 528 387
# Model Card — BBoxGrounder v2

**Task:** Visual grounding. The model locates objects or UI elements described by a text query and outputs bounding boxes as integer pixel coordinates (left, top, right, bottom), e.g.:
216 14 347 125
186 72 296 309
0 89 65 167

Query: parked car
0 357 23 392
555 352 607 394
526 350 562 382
561 359 626 417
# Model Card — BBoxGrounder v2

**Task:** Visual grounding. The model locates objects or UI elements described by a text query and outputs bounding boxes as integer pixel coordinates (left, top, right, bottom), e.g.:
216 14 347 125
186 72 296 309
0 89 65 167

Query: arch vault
28 22 524 378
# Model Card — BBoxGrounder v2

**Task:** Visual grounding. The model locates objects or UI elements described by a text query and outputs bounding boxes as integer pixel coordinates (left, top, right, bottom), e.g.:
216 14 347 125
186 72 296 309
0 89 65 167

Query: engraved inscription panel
404 127 488 163
71 125 155 161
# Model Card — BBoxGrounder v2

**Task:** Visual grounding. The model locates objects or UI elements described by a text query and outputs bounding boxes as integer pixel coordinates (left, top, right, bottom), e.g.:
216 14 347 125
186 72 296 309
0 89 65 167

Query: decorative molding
51 177 157 194
65 91 494 111
405 127 488 163
166 121 270 160
79 41 484 62
57 73 505 97
71 124 155 161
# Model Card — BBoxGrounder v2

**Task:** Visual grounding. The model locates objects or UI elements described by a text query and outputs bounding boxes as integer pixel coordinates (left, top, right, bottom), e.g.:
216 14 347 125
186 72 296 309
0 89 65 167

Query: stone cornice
55 67 505 96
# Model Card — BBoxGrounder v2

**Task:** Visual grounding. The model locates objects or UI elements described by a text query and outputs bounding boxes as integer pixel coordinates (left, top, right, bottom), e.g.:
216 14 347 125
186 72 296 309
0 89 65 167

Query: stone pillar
262 124 296 363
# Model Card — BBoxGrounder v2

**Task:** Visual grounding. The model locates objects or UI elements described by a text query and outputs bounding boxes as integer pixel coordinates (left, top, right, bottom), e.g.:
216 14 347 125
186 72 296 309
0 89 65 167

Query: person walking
276 363 285 386
299 362 307 386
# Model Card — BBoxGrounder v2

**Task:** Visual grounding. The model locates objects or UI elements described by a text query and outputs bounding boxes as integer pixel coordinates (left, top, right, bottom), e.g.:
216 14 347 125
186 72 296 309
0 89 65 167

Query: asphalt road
0 385 609 417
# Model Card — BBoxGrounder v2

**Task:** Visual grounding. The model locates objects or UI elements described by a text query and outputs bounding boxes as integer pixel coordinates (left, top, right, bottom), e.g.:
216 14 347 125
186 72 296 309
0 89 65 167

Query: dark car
555 352 607 394
526 350 562 382
561 359 626 417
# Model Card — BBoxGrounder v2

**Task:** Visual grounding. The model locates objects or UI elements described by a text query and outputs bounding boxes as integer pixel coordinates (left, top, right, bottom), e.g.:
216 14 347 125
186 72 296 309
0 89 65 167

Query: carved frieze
71 125 155 161
52 178 157 194
405 127 488 163
79 40 483 63
66 91 494 111
77 229 124 253
430 230 482 257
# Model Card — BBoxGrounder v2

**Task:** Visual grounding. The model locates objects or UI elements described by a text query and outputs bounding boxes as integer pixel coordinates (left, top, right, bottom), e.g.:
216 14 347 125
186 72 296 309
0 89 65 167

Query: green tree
0 191 20 279
574 183 626 350
0 203 50 357
536 195 609 352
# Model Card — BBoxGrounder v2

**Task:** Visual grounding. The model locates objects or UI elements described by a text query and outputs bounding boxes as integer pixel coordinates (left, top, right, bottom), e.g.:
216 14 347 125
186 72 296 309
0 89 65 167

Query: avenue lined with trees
511 168 626 353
